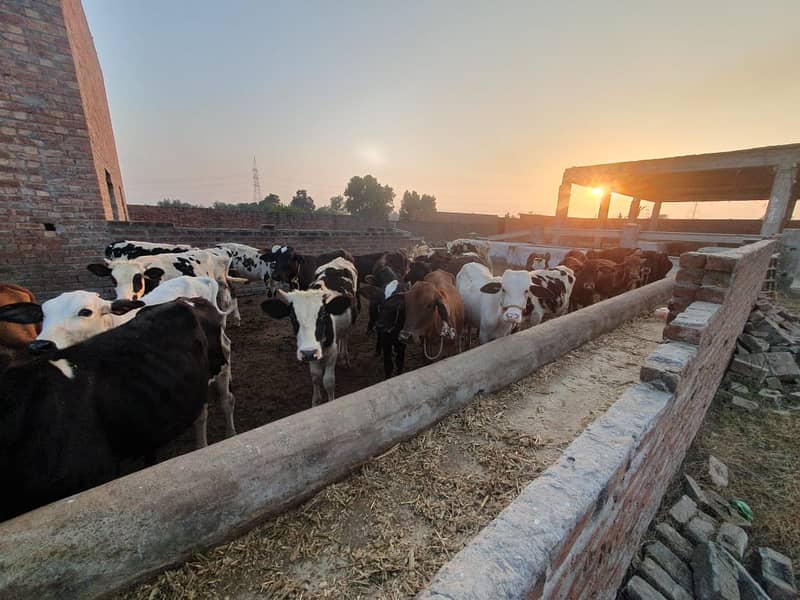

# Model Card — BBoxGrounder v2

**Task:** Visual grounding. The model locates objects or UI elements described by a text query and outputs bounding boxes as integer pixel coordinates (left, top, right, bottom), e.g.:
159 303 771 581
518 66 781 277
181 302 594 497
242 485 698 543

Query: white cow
31 276 236 447
457 262 534 345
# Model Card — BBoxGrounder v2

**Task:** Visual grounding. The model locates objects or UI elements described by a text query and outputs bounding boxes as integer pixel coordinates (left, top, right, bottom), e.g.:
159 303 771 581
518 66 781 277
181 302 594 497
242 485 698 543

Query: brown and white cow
399 269 464 360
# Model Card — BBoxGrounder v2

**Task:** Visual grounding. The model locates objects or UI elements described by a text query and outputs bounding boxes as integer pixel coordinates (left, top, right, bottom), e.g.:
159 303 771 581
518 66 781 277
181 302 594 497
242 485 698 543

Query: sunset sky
83 1 800 219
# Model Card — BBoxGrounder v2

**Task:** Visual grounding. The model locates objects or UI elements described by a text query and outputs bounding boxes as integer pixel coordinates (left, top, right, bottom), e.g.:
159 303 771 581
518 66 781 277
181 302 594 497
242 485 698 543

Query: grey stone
717 523 748 560
765 352 800 381
692 542 741 600
767 376 785 390
656 522 695 563
686 516 717 545
755 547 798 600
730 355 769 382
699 488 737 522
626 575 669 600
669 495 698 526
645 541 694 592
684 474 706 502
729 381 750 395
739 333 770 353
709 455 729 487
639 557 693 600
758 387 783 398
736 342 750 356
640 342 697 392
731 396 759 411
749 309 765 323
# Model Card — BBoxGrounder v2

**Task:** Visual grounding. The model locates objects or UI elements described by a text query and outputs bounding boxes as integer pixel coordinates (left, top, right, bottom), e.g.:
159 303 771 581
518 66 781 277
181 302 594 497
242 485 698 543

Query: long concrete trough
0 277 674 599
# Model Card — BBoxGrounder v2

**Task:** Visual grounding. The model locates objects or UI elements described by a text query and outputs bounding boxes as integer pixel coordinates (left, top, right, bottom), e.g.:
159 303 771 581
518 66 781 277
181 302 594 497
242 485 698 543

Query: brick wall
128 205 388 231
61 0 127 221
421 239 776 600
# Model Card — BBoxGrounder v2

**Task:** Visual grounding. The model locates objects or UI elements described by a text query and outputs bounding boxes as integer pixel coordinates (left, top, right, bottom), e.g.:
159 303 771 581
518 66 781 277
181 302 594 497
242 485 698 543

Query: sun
591 187 605 198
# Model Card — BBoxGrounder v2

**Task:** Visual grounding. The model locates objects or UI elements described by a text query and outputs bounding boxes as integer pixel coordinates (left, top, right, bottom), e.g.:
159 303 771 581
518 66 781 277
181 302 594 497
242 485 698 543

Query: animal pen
0 239 776 599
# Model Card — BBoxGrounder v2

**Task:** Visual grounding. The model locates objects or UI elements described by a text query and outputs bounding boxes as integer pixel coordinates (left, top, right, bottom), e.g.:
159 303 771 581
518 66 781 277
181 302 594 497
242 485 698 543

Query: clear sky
83 0 800 219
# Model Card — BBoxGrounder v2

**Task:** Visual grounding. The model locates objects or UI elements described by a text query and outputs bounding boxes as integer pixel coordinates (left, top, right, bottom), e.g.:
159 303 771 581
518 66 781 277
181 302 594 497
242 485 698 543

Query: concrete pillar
620 223 641 248
597 190 611 227
628 197 640 221
649 201 662 231
555 183 571 219
761 166 797 236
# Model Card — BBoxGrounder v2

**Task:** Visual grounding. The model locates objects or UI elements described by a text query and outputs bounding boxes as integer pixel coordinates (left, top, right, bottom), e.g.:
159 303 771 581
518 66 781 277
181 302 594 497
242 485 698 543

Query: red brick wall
61 0 127 221
128 205 389 231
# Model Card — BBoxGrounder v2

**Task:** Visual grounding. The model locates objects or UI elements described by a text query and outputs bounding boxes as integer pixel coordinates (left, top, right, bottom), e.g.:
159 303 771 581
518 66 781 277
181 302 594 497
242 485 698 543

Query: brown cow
0 284 38 361
399 269 464 361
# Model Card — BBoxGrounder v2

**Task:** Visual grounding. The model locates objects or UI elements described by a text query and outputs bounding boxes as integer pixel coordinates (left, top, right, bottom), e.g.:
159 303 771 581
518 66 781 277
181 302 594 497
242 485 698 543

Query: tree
343 175 394 218
290 189 315 212
329 195 344 212
260 193 281 210
399 190 437 219
157 197 194 208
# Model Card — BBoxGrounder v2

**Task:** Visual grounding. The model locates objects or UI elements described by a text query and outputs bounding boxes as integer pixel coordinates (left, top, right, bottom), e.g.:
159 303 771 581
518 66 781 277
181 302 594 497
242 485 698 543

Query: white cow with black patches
527 266 576 325
21 276 236 447
261 257 358 406
212 242 272 283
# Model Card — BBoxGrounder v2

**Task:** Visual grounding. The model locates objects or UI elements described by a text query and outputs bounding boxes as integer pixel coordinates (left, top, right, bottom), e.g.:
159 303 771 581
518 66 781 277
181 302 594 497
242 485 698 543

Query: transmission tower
252 157 262 203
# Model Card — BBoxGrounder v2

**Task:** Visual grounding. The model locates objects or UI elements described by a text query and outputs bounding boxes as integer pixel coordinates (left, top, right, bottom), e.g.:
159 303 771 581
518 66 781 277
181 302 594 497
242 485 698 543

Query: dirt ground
119 310 665 600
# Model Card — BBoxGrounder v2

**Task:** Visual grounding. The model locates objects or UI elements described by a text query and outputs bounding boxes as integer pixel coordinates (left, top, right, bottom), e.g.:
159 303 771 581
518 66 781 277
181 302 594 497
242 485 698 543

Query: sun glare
591 187 605 198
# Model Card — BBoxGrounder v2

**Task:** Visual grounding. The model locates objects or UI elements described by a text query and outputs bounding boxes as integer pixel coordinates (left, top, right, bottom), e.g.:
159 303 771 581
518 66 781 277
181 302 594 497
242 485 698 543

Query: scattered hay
118 316 662 600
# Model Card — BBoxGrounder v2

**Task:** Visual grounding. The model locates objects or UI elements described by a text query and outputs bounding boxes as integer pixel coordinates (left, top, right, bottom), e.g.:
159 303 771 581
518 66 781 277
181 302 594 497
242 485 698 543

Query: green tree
399 190 437 219
290 189 315 211
344 175 394 218
157 197 194 208
260 193 281 210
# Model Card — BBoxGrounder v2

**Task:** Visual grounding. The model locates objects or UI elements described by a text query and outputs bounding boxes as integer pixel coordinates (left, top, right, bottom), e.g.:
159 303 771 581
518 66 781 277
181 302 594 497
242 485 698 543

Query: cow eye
78 308 93 317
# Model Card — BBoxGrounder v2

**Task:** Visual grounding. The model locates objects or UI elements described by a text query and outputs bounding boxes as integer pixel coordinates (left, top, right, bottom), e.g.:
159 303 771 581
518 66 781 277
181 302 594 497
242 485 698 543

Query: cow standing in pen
261 257 358 406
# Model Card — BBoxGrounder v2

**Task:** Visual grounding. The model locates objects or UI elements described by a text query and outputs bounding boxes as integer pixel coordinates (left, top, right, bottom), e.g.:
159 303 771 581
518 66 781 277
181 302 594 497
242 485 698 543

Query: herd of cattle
0 239 672 520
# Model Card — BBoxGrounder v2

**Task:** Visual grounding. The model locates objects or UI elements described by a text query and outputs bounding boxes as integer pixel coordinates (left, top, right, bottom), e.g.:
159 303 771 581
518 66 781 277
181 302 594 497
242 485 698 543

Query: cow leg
395 339 406 375
193 403 209 449
231 296 241 327
375 334 382 357
309 360 324 407
381 333 393 378
323 353 337 402
213 363 236 438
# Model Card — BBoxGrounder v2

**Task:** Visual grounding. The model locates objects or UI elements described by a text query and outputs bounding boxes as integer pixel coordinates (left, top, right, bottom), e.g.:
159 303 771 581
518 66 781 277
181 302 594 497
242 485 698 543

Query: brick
668 495 698 526
755 547 798 600
676 267 704 285
679 251 707 269
705 253 739 273
716 523 748 560
638 557 693 600
685 516 716 545
625 576 668 600
692 542 741 600
644 541 693 592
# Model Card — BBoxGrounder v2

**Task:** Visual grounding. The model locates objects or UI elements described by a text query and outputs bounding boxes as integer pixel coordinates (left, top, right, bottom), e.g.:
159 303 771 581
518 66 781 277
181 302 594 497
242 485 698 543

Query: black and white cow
87 249 244 325
14 276 237 447
212 242 272 283
359 268 408 378
260 246 354 293
527 266 575 325
0 298 225 520
105 240 197 260
261 257 358 406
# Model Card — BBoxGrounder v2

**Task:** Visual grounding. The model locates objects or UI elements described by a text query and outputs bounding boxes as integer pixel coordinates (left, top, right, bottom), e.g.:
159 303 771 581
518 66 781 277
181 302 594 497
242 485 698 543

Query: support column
649 201 662 231
761 166 798 236
597 190 611 227
555 183 571 219
628 197 640 221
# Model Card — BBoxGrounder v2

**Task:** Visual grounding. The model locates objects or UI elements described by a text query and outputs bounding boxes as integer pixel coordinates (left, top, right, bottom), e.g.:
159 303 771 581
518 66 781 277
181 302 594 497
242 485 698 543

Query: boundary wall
419 239 775 599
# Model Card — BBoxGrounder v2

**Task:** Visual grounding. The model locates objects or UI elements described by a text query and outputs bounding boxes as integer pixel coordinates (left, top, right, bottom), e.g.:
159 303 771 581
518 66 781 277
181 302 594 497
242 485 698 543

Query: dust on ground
119 313 664 600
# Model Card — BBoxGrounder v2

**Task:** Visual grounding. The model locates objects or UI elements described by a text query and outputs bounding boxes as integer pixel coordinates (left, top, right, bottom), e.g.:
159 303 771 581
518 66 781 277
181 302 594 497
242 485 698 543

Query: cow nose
29 339 56 354
299 349 318 362
504 311 521 323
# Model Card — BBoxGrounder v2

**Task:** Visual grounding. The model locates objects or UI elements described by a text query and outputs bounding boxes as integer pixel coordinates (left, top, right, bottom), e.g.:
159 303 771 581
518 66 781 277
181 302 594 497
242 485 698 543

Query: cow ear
144 267 165 281
0 302 43 324
358 284 384 303
325 295 351 316
480 281 502 294
261 298 291 319
530 285 556 301
87 263 112 277
110 299 144 315
364 274 377 285
435 296 450 323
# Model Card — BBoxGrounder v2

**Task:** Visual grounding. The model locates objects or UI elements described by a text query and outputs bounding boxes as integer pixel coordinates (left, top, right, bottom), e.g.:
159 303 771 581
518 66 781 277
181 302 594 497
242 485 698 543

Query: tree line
156 174 437 220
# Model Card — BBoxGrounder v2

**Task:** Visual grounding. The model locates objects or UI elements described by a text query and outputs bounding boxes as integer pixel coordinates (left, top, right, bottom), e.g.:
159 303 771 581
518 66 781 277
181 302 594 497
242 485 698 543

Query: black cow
0 298 225 520
359 270 407 379
262 246 354 292
641 250 673 285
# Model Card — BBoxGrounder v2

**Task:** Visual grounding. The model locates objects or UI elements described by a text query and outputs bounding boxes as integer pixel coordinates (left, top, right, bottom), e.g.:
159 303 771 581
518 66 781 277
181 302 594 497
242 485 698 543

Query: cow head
480 269 534 324
525 252 551 271
261 245 300 297
261 289 350 362
87 259 165 300
621 253 645 288
406 261 432 285
398 281 450 344
22 291 143 352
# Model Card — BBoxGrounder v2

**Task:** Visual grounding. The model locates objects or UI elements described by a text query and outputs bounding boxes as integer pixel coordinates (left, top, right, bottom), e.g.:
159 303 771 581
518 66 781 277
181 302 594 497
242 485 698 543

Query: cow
0 298 225 520
87 249 243 325
641 250 673 285
261 257 358 406
408 251 491 284
105 240 197 260
527 266 575 324
17 276 237 447
407 259 433 285
261 246 354 293
446 239 493 272
569 259 617 310
359 267 408 378
458 263 536 344
0 284 38 365
213 242 272 283
362 262 401 333
586 247 638 263
525 252 551 271
399 270 464 361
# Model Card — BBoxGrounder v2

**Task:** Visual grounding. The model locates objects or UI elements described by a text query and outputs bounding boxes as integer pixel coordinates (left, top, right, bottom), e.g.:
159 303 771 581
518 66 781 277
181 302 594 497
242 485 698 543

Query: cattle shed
556 144 800 236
